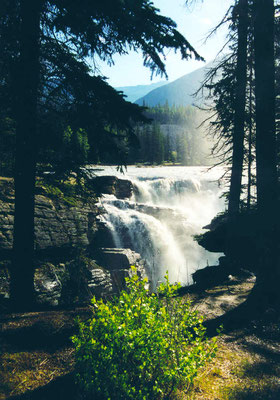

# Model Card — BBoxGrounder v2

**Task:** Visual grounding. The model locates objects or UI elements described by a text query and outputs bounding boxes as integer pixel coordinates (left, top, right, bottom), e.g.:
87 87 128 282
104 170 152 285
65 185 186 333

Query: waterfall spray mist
95 166 225 288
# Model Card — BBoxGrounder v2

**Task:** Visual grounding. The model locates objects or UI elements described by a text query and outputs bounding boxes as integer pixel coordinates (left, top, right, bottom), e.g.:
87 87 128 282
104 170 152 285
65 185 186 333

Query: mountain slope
135 63 211 107
116 81 166 103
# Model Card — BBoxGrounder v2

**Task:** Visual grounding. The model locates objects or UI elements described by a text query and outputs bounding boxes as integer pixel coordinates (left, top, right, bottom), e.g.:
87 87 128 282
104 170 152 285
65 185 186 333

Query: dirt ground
185 277 280 399
1 277 280 400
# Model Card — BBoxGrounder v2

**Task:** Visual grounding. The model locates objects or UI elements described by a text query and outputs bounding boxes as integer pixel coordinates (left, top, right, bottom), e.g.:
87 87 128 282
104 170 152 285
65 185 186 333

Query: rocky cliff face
0 179 147 307
0 183 98 255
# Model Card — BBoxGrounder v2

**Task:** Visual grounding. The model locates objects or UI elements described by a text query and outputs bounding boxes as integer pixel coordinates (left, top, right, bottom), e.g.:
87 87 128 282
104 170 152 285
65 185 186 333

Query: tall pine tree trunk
10 0 42 310
246 55 254 211
228 0 249 216
254 0 278 215
250 0 280 309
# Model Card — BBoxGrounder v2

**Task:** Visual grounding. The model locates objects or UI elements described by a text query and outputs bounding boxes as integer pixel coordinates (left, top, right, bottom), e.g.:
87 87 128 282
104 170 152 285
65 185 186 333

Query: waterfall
95 166 225 288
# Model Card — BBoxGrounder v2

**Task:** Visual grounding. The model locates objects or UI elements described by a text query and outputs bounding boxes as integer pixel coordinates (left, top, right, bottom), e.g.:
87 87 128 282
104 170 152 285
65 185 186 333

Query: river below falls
88 165 226 288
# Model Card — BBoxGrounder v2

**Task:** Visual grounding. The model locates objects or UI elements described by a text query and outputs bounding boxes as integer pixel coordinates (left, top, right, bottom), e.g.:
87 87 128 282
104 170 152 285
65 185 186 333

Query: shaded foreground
1 276 280 400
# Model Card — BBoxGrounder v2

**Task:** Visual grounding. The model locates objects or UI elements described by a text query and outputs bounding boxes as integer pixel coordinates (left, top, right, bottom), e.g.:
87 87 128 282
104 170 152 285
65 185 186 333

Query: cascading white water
92 166 225 288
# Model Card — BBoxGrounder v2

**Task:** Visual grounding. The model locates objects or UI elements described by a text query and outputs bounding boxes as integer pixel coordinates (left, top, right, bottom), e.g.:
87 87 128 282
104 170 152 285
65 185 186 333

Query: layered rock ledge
0 180 147 307
0 181 99 255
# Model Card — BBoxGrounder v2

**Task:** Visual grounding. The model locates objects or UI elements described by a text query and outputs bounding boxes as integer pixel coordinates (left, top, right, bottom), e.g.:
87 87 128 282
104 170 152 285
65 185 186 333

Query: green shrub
72 268 217 400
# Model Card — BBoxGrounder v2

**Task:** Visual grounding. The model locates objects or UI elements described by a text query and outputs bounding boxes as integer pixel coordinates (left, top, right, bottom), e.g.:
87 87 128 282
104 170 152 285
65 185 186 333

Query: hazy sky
96 0 233 87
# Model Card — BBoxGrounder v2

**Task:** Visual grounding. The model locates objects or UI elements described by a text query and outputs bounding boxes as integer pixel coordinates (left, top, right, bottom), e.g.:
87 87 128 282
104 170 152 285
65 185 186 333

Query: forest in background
129 103 213 166
0 102 213 174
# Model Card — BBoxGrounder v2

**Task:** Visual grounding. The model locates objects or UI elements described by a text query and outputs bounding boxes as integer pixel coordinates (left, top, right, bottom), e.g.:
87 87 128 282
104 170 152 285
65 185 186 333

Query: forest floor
1 277 280 400
183 278 280 400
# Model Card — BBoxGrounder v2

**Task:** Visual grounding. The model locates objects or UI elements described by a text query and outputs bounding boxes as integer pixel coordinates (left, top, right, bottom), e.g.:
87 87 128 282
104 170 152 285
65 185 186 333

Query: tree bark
246 53 254 211
228 0 249 216
250 0 279 306
10 0 42 310
254 0 278 217
207 1 280 335
227 0 280 313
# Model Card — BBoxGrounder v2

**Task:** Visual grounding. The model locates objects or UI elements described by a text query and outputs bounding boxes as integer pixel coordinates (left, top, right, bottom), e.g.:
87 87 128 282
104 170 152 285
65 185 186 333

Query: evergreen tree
249 0 280 307
6 0 202 309
275 8 280 177
198 0 280 326
176 134 189 165
0 117 15 176
253 0 278 215
151 123 165 164
10 0 42 309
198 0 257 210
170 151 178 164
228 0 249 216
164 132 172 162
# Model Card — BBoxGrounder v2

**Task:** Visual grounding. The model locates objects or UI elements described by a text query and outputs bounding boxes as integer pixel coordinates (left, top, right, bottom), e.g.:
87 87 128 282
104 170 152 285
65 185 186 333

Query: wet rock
115 178 133 199
96 248 149 292
0 181 149 306
89 176 133 199
35 263 62 307
0 251 147 307
97 248 142 270
0 259 115 307
94 220 116 249
87 266 113 298
59 258 114 304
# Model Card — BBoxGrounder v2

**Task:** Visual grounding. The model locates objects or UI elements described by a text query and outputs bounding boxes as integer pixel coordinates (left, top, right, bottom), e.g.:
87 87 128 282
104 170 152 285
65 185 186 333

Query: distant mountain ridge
135 63 212 107
115 81 166 103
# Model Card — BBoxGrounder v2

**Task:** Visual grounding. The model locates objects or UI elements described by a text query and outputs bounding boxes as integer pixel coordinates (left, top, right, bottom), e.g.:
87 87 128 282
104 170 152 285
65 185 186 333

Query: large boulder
0 248 148 307
88 176 133 199
35 263 62 306
192 265 230 289
198 211 263 272
0 258 114 307
87 267 114 298
96 248 149 292
97 248 142 270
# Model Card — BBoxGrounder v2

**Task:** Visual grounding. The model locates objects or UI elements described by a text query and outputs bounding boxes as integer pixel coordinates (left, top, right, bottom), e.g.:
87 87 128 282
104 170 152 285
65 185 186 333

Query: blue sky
95 0 232 87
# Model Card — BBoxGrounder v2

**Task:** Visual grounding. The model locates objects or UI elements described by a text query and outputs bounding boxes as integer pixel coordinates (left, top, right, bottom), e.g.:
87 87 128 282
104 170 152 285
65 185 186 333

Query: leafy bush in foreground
72 268 217 400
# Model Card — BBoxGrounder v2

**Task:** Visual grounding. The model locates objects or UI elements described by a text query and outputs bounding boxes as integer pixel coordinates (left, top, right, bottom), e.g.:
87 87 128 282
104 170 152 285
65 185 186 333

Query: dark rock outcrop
192 265 230 289
0 180 148 307
35 263 63 306
0 259 113 306
96 248 148 293
97 248 144 270
0 248 147 306
198 211 262 272
0 186 99 256
88 176 133 199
